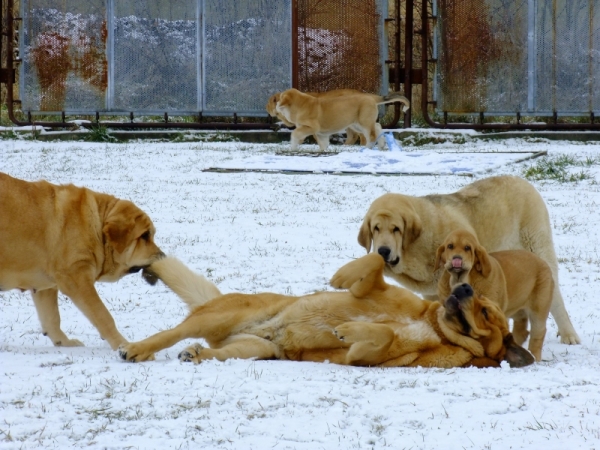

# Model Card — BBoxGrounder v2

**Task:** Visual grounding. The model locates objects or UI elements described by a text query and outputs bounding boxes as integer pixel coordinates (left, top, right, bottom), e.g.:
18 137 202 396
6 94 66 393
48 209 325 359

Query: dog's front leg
56 273 127 350
31 288 84 347
334 322 396 366
118 313 207 362
330 253 386 297
290 126 313 151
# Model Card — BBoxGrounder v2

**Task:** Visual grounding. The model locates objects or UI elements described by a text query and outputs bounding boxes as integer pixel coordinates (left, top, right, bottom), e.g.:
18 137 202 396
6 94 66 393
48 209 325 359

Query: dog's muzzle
377 246 400 266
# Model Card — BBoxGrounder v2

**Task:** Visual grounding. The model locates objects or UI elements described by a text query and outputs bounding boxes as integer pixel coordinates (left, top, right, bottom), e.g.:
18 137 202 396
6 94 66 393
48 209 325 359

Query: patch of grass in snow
85 125 118 143
522 154 600 182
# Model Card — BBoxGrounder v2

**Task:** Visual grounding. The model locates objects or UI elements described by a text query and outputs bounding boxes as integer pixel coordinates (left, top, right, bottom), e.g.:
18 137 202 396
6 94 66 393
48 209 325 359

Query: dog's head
266 93 281 117
358 194 422 271
101 200 164 281
442 283 534 368
435 229 492 278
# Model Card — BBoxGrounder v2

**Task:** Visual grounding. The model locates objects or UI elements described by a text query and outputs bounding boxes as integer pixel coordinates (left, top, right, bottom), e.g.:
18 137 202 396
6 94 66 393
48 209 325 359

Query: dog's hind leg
178 334 281 363
32 288 84 347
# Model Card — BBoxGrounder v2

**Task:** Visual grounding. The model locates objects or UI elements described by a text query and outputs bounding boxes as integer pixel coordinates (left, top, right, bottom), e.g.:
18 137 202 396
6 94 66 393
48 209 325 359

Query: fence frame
417 0 600 130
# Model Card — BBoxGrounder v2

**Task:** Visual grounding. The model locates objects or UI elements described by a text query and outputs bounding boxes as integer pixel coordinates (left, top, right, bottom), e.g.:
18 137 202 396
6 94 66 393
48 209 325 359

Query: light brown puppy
0 172 164 349
266 89 365 145
435 230 554 361
358 175 579 345
274 88 409 151
119 253 534 369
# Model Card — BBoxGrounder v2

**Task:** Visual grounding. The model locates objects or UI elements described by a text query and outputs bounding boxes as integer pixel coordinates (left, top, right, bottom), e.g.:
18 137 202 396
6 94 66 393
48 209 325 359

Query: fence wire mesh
436 0 600 115
19 0 292 115
296 0 387 95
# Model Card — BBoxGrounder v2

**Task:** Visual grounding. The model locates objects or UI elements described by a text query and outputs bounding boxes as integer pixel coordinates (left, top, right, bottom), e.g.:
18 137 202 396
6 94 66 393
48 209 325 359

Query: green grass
522 154 600 182
85 125 117 143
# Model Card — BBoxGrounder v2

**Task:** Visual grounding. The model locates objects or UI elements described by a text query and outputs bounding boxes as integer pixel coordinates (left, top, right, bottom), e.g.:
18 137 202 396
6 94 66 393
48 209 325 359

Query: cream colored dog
0 172 164 349
266 89 365 145
358 175 580 345
119 253 534 369
274 88 409 151
435 229 554 361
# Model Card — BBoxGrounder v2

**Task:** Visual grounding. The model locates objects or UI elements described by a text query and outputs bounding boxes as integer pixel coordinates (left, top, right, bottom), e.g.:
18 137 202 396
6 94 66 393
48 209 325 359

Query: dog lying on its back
435 229 554 361
120 253 534 369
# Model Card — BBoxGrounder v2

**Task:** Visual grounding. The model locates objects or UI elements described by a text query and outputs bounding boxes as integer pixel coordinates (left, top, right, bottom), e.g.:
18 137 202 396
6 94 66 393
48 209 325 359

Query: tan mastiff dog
358 175 580 345
119 254 534 369
275 88 409 151
0 172 164 349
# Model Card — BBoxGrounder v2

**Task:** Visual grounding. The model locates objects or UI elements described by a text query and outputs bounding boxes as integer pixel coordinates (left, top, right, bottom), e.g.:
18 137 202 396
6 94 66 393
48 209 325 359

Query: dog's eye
140 231 150 241
373 226 380 232
447 243 454 250
393 227 400 233
482 308 489 320
465 245 471 251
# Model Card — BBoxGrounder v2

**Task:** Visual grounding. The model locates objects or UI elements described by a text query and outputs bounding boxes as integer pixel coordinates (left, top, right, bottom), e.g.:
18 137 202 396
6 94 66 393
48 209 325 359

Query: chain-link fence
434 0 600 115
19 0 292 115
13 0 389 119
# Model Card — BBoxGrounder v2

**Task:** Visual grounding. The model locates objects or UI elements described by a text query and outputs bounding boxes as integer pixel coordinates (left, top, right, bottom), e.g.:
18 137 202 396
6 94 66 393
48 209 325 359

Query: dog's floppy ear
434 244 446 271
503 334 535 368
103 217 135 253
357 217 372 253
277 91 291 108
402 209 422 250
474 244 492 277
103 200 139 253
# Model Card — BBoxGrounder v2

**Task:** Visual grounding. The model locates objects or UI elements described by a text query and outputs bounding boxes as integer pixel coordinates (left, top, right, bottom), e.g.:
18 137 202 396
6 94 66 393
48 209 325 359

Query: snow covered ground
1 134 599 449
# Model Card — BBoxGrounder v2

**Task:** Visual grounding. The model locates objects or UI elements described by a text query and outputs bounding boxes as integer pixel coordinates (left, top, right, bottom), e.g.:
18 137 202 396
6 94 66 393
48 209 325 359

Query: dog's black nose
451 283 474 300
378 246 391 260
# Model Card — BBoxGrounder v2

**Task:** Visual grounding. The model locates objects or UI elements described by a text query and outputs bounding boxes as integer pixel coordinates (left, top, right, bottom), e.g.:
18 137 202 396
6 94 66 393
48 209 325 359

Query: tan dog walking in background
266 89 366 145
274 88 409 151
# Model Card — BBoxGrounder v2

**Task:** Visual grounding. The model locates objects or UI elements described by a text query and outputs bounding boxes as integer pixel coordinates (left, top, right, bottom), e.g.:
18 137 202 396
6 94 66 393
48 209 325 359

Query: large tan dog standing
358 175 580 345
435 229 554 361
275 88 410 151
0 172 164 349
119 253 534 369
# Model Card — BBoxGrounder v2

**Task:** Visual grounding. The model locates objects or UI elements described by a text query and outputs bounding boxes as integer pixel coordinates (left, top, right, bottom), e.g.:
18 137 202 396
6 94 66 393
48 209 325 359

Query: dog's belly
0 270 55 292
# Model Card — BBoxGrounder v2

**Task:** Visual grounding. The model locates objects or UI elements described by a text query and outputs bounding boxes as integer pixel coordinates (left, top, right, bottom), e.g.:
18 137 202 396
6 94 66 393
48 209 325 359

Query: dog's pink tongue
452 258 462 268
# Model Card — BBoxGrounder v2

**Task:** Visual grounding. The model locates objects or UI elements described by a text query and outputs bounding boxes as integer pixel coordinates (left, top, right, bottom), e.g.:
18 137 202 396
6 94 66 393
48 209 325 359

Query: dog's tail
376 93 410 112
143 256 222 311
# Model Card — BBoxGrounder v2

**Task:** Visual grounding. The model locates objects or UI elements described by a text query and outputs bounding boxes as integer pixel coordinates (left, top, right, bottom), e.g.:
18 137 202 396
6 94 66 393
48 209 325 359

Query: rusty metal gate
419 0 600 129
2 0 392 128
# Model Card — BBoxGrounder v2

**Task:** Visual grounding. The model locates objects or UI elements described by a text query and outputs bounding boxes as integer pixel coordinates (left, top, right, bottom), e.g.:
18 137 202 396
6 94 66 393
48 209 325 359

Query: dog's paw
178 343 204 363
118 343 155 363
334 323 362 343
558 331 581 345
54 338 85 347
